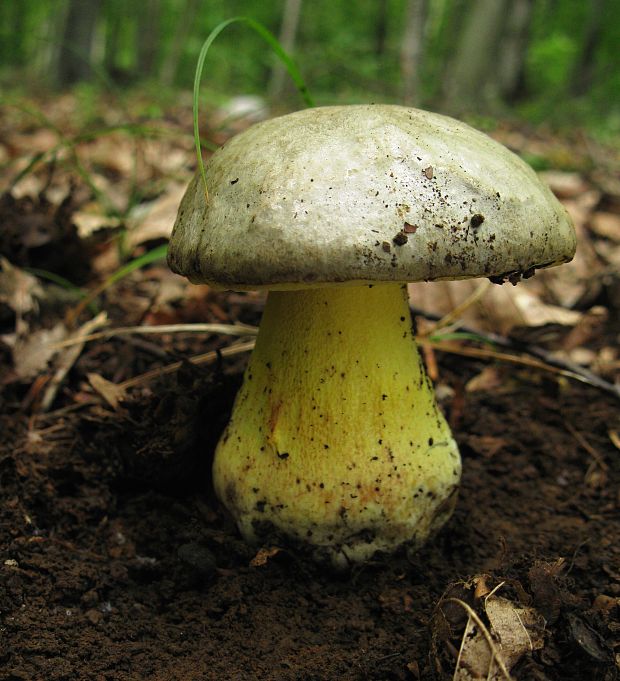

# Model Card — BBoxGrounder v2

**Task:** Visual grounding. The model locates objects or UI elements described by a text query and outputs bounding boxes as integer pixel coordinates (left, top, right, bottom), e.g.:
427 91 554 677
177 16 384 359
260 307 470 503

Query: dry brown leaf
0 257 43 318
409 278 581 336
538 170 590 199
249 546 282 567
40 312 108 411
87 135 135 177
126 182 187 247
87 372 126 410
589 212 620 242
485 595 545 666
465 434 508 459
73 210 121 238
453 593 544 681
10 323 67 379
465 366 506 393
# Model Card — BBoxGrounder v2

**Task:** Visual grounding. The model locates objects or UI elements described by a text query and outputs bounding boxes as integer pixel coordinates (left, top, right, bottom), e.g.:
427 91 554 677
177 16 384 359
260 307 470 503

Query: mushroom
168 105 576 567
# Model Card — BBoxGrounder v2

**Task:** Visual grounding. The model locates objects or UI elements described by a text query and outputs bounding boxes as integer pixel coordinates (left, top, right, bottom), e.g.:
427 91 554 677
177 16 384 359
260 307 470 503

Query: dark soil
1 343 618 681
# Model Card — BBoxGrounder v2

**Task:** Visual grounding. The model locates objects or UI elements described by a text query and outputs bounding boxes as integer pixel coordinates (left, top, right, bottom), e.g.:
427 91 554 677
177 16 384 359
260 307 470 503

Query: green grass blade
25 267 100 315
427 331 497 346
67 244 169 324
104 244 169 286
193 16 315 194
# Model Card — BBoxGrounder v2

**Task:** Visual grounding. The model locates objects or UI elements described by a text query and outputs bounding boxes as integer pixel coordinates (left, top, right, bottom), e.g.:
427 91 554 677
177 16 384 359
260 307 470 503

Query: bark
268 0 303 101
160 0 199 87
57 0 101 86
497 0 534 102
441 0 510 111
571 0 605 96
103 0 121 79
375 0 389 58
400 0 428 106
137 0 161 79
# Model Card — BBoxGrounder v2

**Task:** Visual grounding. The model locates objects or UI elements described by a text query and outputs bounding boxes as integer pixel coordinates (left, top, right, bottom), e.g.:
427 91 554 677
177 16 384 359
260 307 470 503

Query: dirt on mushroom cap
168 105 576 291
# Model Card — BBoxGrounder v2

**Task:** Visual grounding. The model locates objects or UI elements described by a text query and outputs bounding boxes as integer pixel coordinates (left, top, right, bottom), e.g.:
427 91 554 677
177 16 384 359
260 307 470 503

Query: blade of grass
25 267 99 315
427 331 497 345
193 16 315 195
66 244 168 326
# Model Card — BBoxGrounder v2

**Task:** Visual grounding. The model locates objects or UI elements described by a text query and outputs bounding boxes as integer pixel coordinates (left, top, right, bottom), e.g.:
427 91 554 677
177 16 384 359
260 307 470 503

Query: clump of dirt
1 357 618 681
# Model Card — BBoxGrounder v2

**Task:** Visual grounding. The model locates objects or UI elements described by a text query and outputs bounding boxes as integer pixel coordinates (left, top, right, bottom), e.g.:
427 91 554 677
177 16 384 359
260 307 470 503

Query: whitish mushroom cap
168 105 576 289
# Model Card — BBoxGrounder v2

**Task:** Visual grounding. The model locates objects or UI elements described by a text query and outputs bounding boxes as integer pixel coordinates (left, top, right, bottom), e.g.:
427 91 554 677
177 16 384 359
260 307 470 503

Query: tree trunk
268 0 303 101
57 0 101 86
137 0 161 79
497 0 534 103
400 0 428 106
571 0 605 96
103 0 122 80
160 0 199 87
375 0 389 58
441 0 509 111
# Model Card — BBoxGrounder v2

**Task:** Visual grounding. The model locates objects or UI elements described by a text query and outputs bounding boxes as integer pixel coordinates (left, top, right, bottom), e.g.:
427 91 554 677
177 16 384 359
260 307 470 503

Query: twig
39 312 108 412
564 421 609 471
428 280 491 332
53 322 258 349
413 305 620 400
118 339 256 391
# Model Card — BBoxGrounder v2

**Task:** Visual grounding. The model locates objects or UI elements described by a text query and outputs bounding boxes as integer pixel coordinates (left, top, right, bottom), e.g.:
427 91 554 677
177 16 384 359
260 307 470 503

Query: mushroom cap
168 105 576 290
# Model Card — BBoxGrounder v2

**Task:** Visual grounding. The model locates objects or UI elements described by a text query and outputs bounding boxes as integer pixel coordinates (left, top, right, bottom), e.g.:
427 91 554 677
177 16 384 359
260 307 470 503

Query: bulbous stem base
213 283 461 566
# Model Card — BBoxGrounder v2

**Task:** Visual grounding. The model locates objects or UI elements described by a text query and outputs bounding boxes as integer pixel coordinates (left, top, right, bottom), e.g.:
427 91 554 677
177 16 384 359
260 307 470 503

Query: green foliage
191 15 314 192
527 33 578 94
1 0 619 133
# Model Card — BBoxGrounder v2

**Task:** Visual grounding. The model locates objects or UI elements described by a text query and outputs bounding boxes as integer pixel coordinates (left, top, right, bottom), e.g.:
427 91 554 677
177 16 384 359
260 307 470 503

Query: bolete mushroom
168 105 576 567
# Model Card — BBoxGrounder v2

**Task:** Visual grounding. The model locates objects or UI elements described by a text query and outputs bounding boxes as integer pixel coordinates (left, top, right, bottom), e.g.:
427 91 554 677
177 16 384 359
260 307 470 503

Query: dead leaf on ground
538 170 590 199
464 434 508 458
10 322 67 380
589 212 620 242
126 182 187 247
0 256 43 318
409 278 582 336
249 546 282 567
87 372 126 410
451 591 545 681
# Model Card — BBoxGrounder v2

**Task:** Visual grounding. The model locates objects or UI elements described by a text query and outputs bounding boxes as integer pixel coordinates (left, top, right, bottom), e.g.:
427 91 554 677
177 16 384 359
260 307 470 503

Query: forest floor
0 93 619 681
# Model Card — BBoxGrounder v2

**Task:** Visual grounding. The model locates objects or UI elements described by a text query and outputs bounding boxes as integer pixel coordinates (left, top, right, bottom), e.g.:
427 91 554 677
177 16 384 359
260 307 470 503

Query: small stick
118 339 256 391
53 322 258 349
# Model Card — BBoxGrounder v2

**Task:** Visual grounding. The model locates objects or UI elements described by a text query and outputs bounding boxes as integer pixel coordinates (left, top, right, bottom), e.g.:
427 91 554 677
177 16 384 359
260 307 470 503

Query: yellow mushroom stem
213 283 461 566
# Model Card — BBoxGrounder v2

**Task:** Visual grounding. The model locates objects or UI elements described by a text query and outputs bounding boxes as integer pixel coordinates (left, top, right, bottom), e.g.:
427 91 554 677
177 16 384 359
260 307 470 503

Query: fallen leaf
126 182 187 247
465 366 506 393
589 212 620 242
485 594 545 667
11 323 67 379
409 279 581 336
88 372 126 410
538 170 590 199
0 257 43 317
452 593 545 681
39 312 108 411
465 434 507 459
566 612 613 663
249 546 282 567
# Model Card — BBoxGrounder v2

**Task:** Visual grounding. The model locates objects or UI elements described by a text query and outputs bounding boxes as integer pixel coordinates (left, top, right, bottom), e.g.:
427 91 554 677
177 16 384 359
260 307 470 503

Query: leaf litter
0 92 618 680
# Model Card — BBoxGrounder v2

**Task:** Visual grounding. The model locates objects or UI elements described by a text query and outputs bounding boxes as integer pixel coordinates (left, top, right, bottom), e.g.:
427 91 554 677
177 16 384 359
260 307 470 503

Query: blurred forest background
1 0 619 133
1 6 619 679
